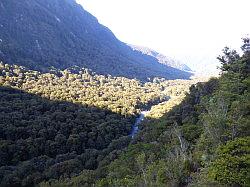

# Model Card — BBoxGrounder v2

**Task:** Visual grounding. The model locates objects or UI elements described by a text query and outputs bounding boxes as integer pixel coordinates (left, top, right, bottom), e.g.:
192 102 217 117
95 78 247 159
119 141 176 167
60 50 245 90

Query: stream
130 111 149 138
129 96 170 138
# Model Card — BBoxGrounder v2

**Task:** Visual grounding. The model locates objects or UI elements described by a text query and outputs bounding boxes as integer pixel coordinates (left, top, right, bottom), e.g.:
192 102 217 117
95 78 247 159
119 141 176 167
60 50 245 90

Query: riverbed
130 111 149 138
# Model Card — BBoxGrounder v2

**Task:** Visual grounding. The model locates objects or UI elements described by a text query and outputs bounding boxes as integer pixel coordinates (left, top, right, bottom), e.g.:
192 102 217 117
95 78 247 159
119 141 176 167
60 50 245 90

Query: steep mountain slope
0 0 191 81
129 44 192 72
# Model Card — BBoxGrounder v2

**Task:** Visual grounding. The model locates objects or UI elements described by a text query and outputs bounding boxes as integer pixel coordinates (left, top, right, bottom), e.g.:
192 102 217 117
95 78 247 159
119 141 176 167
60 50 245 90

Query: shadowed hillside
0 85 134 186
0 0 192 81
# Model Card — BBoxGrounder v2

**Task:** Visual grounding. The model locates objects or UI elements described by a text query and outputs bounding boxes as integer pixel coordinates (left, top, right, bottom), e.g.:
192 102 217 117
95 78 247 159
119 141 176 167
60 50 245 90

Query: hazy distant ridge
129 44 192 72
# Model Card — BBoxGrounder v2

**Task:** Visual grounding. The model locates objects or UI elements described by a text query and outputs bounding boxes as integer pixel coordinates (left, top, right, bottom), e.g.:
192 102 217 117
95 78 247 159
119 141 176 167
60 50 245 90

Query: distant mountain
129 45 192 72
0 0 192 81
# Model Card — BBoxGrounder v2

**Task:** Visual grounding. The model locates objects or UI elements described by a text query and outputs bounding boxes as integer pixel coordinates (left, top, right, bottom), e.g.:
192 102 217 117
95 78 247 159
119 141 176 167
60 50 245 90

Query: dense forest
0 35 249 187
0 1 249 187
0 62 196 186
38 40 249 187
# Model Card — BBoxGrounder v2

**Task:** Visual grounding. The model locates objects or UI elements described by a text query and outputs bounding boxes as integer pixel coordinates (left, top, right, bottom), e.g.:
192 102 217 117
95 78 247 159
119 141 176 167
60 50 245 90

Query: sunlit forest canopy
0 0 249 186
0 62 197 186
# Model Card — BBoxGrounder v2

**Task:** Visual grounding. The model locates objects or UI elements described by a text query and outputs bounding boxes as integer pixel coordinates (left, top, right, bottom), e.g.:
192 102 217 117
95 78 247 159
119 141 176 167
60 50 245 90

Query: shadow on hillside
0 85 133 186
0 0 193 83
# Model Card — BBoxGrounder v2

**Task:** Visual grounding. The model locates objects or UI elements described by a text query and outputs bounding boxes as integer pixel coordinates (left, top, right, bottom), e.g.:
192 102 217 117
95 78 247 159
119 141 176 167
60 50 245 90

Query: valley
0 62 199 186
0 0 249 186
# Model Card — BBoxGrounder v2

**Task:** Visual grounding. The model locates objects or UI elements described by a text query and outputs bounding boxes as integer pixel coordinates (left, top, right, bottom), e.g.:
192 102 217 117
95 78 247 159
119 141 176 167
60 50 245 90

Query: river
130 111 149 138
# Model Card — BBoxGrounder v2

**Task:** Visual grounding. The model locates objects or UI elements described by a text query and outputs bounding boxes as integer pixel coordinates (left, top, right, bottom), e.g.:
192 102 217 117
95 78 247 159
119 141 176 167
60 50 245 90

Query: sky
76 0 250 74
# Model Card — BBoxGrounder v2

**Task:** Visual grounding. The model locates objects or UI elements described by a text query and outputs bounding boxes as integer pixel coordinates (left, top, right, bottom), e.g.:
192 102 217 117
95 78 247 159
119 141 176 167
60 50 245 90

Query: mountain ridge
129 44 193 72
0 0 192 81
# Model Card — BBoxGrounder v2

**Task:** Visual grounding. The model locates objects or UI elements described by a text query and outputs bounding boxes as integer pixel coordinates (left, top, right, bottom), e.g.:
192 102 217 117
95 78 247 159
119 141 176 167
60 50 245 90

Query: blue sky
76 0 250 74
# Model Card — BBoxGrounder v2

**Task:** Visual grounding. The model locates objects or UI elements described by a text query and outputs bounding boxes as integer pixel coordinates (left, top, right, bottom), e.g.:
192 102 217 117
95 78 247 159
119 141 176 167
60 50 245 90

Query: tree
208 137 250 186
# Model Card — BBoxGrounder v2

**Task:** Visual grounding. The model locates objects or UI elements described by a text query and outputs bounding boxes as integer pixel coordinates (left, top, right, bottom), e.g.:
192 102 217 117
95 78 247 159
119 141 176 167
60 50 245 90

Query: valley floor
1 46 249 186
0 62 200 187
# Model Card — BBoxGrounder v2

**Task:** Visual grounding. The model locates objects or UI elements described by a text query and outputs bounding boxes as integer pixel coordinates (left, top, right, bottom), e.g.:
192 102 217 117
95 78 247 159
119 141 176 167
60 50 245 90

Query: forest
0 0 248 186
40 40 249 186
0 39 249 186
0 62 196 186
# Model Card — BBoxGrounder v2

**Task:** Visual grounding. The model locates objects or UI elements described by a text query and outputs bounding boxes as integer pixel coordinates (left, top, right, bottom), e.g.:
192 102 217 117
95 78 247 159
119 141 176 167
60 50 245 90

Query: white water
130 111 149 138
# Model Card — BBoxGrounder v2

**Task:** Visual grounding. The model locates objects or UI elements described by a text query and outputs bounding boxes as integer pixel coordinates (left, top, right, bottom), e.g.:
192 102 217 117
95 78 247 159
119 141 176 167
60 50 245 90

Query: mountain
0 0 192 81
129 44 193 72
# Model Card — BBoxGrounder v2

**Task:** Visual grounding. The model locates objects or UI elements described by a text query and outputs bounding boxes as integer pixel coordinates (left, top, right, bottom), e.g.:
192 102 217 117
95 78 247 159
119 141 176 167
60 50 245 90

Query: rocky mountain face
0 0 192 81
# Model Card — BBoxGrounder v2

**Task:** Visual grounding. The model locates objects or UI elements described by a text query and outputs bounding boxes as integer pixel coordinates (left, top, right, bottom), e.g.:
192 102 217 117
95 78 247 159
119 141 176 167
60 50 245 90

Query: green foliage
0 62 195 186
0 39 249 186
208 137 250 186
96 40 250 187
181 123 202 143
